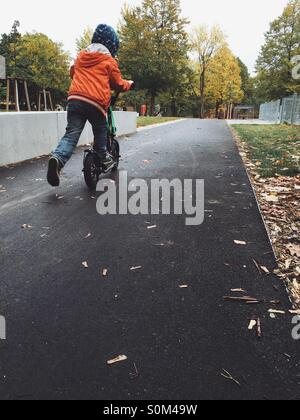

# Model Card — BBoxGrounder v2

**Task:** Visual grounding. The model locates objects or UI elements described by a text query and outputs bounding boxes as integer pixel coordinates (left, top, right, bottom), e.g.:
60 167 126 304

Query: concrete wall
0 111 137 166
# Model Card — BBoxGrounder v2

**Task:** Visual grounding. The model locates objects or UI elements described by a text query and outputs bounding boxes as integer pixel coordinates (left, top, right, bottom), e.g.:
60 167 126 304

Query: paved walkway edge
137 118 186 131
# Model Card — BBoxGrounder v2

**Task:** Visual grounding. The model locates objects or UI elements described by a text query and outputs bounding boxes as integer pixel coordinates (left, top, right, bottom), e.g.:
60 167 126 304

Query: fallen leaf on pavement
234 240 247 245
223 296 258 302
231 288 247 293
289 309 300 315
248 320 257 330
107 355 128 365
221 369 240 386
253 259 263 274
261 266 270 274
21 224 32 229
257 318 262 338
268 309 285 315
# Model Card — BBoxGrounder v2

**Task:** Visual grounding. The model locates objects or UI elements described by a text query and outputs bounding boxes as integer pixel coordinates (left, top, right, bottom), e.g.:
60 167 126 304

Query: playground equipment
0 77 54 112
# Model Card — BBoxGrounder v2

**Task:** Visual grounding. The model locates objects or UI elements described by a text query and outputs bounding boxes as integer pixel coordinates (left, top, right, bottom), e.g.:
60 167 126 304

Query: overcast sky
0 0 289 73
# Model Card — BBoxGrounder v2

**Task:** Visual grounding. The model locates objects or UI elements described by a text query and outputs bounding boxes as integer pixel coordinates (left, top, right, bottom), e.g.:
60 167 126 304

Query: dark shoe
100 154 115 173
47 157 61 187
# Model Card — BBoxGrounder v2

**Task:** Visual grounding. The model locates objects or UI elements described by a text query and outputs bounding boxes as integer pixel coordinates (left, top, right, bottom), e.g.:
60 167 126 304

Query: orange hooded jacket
68 48 132 115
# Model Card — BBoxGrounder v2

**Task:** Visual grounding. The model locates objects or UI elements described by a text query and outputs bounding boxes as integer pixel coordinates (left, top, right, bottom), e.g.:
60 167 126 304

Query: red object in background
140 104 147 116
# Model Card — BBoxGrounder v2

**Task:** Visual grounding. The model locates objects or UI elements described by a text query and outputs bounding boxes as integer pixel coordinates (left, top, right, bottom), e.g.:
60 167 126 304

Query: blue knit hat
92 24 120 57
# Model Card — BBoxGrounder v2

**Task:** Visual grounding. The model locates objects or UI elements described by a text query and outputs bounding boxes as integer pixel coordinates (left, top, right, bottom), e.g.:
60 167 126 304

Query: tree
190 25 226 118
0 23 70 94
158 64 195 116
118 0 190 114
76 27 93 53
15 33 71 92
237 58 254 104
256 0 300 100
205 47 244 114
0 21 22 77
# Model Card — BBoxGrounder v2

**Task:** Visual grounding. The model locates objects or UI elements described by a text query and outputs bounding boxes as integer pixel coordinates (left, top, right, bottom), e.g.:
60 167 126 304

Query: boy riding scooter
47 24 134 187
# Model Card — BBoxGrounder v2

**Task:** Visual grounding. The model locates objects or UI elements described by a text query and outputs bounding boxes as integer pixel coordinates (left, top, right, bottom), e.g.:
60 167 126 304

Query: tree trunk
150 94 156 116
200 66 206 119
215 101 220 119
171 96 177 117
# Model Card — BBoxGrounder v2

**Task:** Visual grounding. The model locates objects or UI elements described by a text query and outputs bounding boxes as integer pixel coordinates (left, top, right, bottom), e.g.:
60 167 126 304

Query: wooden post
14 79 20 112
47 91 54 111
24 81 31 111
6 78 10 111
43 88 47 111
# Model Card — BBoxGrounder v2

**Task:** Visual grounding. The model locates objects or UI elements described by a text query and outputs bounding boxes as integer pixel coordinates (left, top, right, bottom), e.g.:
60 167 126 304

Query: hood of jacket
75 44 112 68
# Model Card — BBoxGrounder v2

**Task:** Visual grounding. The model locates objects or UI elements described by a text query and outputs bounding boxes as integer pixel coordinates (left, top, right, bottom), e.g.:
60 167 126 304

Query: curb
137 119 186 132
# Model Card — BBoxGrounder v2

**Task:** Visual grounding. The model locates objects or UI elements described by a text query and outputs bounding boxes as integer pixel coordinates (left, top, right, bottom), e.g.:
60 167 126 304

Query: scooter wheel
83 153 101 190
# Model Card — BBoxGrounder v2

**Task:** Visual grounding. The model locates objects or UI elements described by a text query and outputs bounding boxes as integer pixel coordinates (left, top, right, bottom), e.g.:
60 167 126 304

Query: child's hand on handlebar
129 81 135 90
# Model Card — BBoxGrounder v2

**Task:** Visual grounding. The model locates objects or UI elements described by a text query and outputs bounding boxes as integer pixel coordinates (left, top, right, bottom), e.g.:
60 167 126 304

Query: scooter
83 93 121 190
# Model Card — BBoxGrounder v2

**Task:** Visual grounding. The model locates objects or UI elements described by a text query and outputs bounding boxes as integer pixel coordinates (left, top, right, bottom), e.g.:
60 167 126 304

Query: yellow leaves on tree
205 46 244 106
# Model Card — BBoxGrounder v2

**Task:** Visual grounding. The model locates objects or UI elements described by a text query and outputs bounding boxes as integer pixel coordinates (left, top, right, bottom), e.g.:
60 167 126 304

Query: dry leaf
21 224 32 229
257 318 262 338
264 194 279 203
268 309 285 315
253 259 263 274
223 296 258 302
231 288 247 293
221 369 240 386
287 244 300 258
248 320 257 330
107 355 128 365
260 266 270 274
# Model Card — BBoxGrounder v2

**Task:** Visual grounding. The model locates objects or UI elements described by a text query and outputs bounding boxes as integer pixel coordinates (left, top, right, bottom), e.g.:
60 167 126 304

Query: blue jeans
53 100 107 167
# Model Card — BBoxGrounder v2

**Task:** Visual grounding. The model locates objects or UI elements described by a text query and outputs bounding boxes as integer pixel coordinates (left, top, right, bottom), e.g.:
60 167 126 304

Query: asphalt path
0 119 299 400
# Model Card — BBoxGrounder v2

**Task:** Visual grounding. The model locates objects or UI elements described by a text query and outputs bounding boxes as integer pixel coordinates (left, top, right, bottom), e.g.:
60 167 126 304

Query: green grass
233 124 300 178
137 116 181 128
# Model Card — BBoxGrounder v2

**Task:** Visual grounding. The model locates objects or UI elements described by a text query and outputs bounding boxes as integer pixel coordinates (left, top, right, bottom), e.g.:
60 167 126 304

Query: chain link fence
259 94 300 125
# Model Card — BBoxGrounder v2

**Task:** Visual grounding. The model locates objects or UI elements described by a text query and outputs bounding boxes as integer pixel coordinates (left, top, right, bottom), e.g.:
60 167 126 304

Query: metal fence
259 94 300 125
